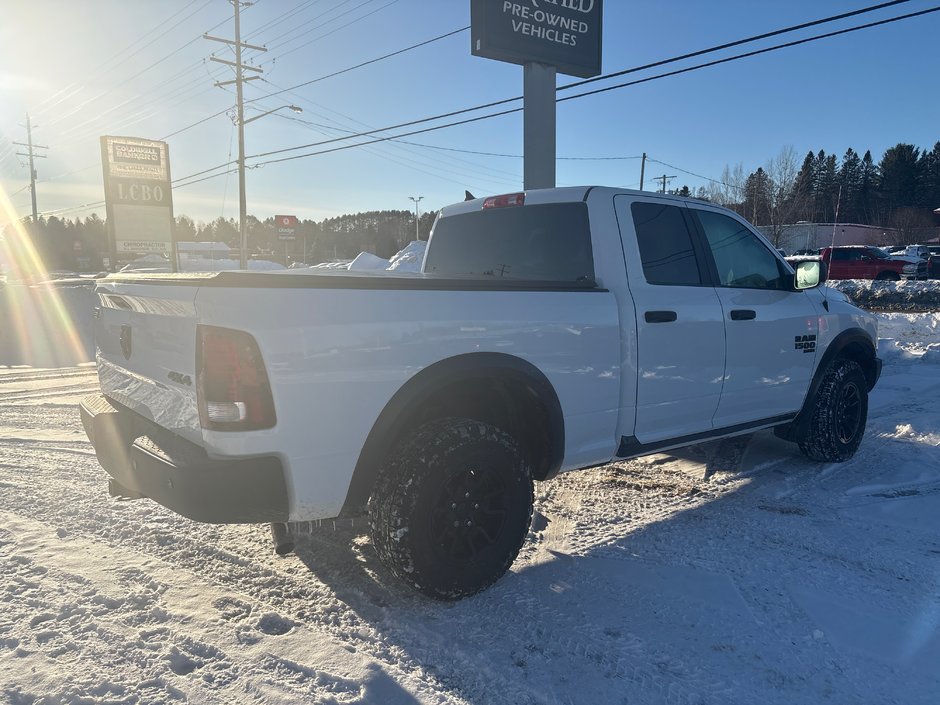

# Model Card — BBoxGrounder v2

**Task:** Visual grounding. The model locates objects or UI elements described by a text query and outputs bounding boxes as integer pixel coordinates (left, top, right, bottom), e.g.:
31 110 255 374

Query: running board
617 414 796 459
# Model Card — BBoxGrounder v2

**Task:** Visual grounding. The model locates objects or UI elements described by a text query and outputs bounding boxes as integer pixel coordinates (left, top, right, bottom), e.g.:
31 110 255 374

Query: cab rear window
425 203 594 282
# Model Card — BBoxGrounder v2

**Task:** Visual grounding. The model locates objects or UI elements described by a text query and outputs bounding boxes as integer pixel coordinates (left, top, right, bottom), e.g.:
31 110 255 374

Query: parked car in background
901 244 940 279
818 245 927 281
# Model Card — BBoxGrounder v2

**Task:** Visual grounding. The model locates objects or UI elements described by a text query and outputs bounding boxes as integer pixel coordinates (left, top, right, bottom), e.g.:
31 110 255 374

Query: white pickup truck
80 187 881 599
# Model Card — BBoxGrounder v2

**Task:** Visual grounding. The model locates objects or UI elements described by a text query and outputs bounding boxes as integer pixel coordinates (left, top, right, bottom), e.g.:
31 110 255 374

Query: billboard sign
470 0 603 78
100 136 175 258
275 214 298 242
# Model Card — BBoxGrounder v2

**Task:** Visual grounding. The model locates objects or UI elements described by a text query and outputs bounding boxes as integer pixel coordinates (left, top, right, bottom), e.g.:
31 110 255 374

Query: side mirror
794 260 823 290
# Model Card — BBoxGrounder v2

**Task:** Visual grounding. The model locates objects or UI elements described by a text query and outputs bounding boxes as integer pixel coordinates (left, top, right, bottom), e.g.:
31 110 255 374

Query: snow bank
308 259 353 270
347 252 391 271
830 279 940 312
180 258 285 272
386 241 426 272
296 241 426 274
876 312 940 365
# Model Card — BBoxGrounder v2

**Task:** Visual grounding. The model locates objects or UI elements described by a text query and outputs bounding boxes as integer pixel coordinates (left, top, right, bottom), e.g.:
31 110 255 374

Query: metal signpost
99 136 176 271
471 0 603 190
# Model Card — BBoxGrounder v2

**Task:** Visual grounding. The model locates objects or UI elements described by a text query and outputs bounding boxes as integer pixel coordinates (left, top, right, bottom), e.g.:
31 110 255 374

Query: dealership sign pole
100 136 176 271
471 0 603 190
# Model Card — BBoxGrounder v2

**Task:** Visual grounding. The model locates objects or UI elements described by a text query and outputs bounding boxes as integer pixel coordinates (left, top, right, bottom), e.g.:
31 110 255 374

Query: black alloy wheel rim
836 382 862 444
430 464 510 563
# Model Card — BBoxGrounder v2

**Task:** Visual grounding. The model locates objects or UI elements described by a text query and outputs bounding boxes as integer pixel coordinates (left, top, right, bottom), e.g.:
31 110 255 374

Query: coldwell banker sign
471 0 603 78
100 136 175 258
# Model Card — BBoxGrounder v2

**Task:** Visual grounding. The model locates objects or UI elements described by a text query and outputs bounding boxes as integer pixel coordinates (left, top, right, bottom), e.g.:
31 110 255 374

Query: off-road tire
369 417 534 600
798 358 868 462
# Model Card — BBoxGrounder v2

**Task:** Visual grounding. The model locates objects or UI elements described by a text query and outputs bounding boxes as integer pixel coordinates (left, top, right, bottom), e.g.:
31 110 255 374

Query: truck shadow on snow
287 426 940 705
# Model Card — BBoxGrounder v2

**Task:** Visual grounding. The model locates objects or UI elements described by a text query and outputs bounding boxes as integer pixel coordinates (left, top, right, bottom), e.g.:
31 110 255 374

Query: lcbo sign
100 136 175 258
471 0 603 78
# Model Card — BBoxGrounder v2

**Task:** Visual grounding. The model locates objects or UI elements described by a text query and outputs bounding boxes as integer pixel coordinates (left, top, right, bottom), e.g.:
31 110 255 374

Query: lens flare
0 186 91 367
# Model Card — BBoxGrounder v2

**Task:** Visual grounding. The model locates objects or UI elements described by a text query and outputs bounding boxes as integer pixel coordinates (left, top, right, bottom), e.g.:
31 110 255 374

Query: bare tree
887 207 933 247
764 145 805 248
707 163 745 213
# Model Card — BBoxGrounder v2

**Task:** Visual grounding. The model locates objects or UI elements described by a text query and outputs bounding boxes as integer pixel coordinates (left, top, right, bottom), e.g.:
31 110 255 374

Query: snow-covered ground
1 315 939 704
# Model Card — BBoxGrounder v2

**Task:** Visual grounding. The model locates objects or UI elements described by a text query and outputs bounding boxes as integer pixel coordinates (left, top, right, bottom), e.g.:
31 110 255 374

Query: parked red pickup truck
818 246 925 281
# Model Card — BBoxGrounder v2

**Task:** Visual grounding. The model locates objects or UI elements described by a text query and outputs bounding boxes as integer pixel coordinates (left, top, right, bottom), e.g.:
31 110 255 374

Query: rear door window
424 203 594 282
630 201 703 286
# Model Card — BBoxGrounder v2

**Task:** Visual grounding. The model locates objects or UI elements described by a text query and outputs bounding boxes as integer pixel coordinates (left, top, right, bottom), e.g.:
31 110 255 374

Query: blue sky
1 0 938 225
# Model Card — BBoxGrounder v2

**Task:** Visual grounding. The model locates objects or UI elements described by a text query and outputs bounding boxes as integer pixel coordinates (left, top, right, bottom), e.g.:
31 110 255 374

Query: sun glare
0 185 90 366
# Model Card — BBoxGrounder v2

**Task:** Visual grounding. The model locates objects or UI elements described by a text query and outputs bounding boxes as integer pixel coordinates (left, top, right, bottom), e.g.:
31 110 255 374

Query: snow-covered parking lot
1 313 939 705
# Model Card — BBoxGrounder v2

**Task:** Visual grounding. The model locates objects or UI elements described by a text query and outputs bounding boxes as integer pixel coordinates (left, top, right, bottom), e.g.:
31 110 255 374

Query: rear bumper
80 393 288 524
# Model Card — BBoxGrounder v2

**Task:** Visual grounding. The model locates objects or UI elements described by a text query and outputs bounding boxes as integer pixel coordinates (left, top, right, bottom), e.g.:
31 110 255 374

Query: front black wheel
369 418 534 600
798 358 868 462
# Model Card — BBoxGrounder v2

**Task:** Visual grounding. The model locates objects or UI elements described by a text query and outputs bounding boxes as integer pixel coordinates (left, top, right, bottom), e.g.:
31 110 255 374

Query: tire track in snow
0 511 448 705
0 368 97 386
0 383 100 403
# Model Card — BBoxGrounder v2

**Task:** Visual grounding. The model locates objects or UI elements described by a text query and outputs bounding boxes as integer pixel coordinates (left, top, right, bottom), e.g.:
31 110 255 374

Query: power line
256 80 525 184
32 0 215 118
245 1 919 163
34 1 933 217
244 0 324 41
557 0 914 92
267 0 402 62
647 158 744 192
557 5 940 105
246 4 940 167
61 25 473 152
261 0 358 48
267 109 521 191
246 26 468 105
42 3 222 131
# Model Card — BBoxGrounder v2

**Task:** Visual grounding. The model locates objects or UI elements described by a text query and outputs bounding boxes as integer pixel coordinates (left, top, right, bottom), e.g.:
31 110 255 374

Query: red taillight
482 192 525 209
196 325 276 431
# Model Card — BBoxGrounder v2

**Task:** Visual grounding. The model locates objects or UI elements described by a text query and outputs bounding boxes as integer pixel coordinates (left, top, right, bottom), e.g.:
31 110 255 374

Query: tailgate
95 279 202 444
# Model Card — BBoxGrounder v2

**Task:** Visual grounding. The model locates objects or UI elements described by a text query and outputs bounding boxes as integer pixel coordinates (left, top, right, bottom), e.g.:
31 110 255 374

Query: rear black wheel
369 418 534 600
875 271 899 281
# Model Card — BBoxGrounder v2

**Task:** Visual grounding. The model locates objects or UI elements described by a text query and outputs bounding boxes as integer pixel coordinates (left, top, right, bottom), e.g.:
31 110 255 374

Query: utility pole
205 1 266 270
654 174 676 194
13 113 48 222
409 196 424 241
639 152 647 191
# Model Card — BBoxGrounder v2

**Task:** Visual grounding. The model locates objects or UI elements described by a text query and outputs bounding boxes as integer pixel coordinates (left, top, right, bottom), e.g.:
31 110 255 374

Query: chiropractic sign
471 0 602 78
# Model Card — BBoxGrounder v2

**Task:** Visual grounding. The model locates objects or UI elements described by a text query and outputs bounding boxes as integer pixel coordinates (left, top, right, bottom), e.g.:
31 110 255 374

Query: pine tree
858 150 879 224
815 151 839 222
878 143 920 213
743 167 772 224
790 150 817 220
838 148 862 222
915 142 940 209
